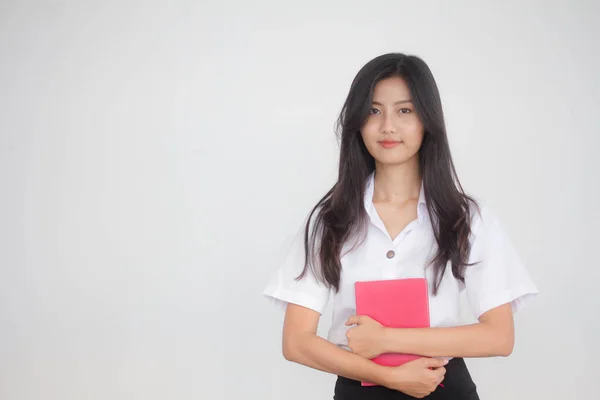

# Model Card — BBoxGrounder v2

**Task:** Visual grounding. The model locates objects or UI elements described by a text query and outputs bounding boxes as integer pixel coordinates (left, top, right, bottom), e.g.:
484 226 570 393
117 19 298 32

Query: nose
380 112 395 134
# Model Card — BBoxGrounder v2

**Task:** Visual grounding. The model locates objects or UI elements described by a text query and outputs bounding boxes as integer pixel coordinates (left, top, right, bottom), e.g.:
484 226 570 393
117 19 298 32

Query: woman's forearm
382 323 514 358
283 332 392 386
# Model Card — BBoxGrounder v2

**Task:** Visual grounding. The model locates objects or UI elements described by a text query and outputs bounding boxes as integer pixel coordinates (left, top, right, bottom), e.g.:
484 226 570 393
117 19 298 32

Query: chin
374 151 421 167
375 156 410 166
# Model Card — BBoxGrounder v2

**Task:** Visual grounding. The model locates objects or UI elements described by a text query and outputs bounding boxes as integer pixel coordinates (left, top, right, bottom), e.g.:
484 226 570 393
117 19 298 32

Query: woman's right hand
384 357 448 398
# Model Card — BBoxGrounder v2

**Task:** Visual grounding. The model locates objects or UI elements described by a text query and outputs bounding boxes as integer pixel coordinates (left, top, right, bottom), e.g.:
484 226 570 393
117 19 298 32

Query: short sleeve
464 205 539 319
262 219 331 314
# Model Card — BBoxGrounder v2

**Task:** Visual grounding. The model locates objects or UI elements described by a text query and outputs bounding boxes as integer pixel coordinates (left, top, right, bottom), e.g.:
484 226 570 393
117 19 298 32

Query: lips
378 140 402 149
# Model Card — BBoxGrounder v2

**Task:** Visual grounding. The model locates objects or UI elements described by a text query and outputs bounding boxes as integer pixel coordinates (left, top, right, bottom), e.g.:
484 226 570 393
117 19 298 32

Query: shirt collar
363 172 428 224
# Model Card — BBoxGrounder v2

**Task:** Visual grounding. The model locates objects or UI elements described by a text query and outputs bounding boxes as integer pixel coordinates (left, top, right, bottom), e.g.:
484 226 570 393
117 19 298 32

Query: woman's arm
346 303 514 358
383 304 514 357
282 303 448 392
282 303 392 384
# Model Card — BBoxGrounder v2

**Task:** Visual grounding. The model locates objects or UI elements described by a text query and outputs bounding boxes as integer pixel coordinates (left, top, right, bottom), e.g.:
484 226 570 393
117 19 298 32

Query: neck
372 156 421 204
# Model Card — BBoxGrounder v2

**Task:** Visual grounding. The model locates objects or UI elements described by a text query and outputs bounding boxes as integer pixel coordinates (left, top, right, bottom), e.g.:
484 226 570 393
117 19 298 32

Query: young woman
263 53 538 399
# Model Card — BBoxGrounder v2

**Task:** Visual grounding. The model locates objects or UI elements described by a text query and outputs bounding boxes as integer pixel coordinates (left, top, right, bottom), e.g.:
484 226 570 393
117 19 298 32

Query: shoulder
461 198 539 317
465 197 520 262
466 197 500 233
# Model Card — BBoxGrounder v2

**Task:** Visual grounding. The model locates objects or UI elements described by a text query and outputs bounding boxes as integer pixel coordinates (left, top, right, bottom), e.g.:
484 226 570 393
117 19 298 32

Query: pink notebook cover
354 278 430 386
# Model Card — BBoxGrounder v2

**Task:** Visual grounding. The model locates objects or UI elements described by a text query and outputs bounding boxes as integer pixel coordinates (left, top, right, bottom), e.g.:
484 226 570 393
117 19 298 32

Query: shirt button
386 250 395 259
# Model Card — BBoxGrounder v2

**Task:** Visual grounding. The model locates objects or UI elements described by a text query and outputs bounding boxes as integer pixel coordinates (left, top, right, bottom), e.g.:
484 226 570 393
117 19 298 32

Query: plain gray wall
1 1 598 399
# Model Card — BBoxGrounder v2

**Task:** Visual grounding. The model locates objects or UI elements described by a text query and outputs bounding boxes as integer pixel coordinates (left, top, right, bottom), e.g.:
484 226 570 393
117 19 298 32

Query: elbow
282 334 302 362
500 342 514 357
282 342 296 361
282 331 314 362
497 345 513 357
496 333 514 357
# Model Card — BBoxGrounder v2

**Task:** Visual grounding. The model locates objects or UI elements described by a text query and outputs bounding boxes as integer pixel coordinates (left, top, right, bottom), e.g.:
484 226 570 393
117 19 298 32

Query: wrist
380 327 393 354
375 364 395 387
376 364 407 391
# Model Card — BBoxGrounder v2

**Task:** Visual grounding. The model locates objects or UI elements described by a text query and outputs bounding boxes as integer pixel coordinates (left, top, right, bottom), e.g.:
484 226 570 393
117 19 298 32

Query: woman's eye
398 108 411 114
369 108 381 115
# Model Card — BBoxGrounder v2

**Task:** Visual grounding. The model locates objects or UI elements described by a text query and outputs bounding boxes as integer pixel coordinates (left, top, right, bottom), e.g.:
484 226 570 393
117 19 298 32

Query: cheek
402 121 424 147
405 130 424 147
360 124 379 146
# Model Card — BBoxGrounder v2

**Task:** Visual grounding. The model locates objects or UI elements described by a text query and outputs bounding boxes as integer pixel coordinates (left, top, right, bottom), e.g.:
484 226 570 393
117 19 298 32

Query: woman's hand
345 315 387 359
384 357 448 398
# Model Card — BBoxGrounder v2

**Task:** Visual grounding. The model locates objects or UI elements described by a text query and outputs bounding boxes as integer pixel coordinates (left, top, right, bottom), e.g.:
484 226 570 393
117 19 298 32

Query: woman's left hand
345 315 387 359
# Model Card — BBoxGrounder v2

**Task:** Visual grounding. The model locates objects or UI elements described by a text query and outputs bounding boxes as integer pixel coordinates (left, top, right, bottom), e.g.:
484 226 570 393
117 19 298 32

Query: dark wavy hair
297 53 478 296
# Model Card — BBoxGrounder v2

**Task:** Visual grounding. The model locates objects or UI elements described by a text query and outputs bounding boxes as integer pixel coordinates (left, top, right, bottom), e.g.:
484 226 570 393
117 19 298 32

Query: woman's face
361 76 425 166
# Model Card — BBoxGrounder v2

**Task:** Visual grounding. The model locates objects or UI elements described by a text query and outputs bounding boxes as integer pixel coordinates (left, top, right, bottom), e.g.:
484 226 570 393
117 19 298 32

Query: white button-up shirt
263 173 539 349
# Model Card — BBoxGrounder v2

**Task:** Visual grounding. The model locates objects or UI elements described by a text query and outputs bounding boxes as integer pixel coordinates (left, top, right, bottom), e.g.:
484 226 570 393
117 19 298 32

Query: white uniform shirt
263 173 539 349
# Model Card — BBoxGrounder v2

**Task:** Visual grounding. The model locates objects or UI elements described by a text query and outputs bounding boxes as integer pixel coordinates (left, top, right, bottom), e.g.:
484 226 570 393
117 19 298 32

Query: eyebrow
372 99 413 106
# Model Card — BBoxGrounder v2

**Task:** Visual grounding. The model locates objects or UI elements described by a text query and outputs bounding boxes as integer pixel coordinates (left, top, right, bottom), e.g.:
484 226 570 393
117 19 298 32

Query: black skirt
333 358 479 400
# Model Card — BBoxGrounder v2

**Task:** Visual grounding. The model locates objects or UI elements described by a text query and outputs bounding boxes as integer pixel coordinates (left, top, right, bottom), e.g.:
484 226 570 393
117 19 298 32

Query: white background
1 1 598 399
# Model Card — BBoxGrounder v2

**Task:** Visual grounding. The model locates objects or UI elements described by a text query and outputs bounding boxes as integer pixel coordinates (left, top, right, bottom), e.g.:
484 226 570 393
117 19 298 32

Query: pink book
354 278 430 386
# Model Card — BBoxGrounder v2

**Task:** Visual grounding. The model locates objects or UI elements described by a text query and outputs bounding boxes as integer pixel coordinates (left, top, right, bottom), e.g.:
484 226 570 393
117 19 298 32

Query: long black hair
297 53 477 295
